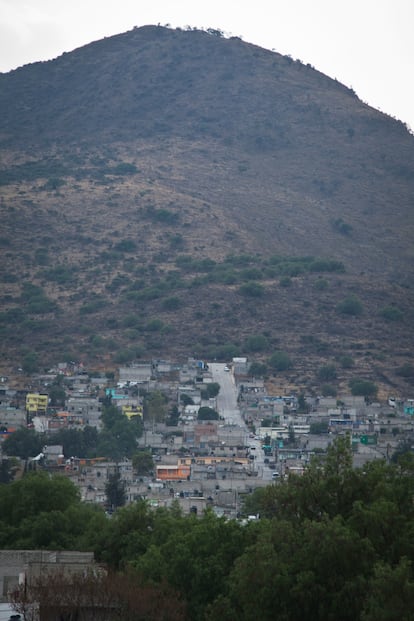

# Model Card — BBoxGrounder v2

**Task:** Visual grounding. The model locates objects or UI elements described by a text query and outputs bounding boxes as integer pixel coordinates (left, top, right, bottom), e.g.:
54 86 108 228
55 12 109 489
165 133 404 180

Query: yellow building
122 404 143 419
26 392 49 416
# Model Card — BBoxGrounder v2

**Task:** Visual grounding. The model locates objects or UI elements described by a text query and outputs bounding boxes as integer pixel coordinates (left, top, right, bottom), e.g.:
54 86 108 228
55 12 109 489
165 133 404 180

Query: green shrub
396 363 414 378
245 334 269 353
146 319 164 332
332 218 353 236
238 281 265 297
162 296 182 311
339 355 354 369
269 351 292 371
314 278 328 290
321 384 337 397
114 239 137 252
318 364 337 381
113 348 137 364
337 295 363 316
22 351 39 374
248 362 268 377
379 306 403 322
197 406 219 420
349 378 378 397
110 162 137 175
79 300 102 315
309 259 345 273
279 276 292 287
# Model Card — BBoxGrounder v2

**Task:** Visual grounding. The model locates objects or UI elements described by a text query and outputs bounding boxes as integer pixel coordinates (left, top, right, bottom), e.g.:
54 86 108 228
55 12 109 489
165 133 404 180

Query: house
232 357 248 375
0 550 95 604
156 463 191 481
25 393 48 418
118 363 152 386
66 396 102 428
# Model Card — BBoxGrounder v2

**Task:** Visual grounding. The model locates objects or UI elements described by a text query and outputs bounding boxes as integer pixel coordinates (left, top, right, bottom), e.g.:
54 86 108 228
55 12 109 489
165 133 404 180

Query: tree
2 428 44 459
361 559 414 621
22 351 39 374
132 510 247 621
268 351 292 371
145 391 168 426
197 406 219 421
100 404 142 459
201 382 220 400
318 364 337 381
132 451 154 476
0 457 17 483
321 383 337 397
105 470 126 511
0 471 80 524
180 393 194 406
48 380 67 407
248 362 267 377
297 393 310 413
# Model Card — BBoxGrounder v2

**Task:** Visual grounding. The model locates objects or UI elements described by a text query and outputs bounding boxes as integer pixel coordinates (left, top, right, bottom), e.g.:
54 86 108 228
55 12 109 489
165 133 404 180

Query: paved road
210 363 273 482
210 362 243 427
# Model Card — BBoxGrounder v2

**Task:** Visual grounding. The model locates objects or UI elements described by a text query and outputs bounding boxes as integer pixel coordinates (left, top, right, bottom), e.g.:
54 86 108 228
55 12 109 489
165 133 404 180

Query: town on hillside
0 356 413 517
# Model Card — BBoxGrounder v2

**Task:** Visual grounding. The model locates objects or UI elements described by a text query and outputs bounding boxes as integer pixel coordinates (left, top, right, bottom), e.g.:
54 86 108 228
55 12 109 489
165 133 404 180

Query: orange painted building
156 464 191 481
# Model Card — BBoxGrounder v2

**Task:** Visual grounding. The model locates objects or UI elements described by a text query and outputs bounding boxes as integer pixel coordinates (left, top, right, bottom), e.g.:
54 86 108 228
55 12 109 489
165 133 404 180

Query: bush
208 343 241 360
22 351 39 374
79 300 102 315
279 276 292 287
268 351 292 371
114 239 137 253
318 364 337 381
396 364 414 378
146 319 164 332
245 334 269 353
314 278 328 291
332 218 353 236
349 378 378 397
238 282 265 297
321 384 337 397
162 296 182 311
248 362 268 377
336 295 363 316
113 348 137 364
339 355 354 369
379 306 403 322
309 259 345 273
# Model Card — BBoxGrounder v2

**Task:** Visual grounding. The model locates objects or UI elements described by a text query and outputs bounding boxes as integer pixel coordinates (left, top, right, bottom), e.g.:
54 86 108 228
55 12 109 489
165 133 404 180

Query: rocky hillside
0 26 413 396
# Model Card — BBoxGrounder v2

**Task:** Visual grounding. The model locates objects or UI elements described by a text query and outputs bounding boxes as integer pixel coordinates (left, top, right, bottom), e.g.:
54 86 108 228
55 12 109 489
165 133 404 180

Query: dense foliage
2 404 143 461
2 438 414 620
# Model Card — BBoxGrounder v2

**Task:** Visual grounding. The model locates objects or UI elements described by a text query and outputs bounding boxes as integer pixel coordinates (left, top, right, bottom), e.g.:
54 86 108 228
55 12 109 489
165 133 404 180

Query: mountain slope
0 26 413 395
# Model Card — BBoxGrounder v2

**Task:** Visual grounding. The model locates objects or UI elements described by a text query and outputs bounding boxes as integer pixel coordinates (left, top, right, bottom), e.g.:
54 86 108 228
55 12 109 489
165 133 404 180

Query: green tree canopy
2 428 44 459
132 450 154 476
197 406 219 421
268 350 292 371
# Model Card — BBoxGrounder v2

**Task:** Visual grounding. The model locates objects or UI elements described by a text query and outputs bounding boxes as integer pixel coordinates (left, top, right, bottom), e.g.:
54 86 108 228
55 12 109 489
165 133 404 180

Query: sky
0 0 413 131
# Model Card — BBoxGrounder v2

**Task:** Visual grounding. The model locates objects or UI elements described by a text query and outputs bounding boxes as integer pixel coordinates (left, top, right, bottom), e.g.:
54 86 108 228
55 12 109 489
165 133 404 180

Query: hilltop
0 25 413 396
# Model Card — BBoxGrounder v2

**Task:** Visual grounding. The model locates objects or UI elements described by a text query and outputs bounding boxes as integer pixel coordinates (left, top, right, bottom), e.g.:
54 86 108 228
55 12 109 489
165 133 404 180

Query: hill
0 25 413 396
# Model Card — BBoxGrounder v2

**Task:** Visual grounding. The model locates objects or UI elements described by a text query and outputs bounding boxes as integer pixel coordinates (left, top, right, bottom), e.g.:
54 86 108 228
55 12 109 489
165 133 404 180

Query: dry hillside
0 26 413 396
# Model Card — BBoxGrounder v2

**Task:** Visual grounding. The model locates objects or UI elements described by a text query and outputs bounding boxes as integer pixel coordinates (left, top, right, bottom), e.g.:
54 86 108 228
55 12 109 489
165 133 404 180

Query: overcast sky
1 0 413 131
